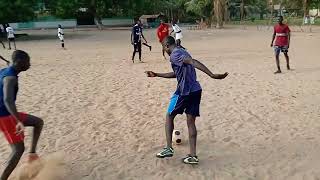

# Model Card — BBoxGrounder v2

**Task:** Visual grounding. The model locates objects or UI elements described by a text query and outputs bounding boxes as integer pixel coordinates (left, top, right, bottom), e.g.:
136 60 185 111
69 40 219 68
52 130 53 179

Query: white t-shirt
58 28 64 40
6 27 14 38
172 24 183 40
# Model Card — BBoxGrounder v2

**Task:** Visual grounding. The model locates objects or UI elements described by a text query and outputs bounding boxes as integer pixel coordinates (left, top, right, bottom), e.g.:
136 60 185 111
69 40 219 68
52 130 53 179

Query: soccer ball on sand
173 130 182 145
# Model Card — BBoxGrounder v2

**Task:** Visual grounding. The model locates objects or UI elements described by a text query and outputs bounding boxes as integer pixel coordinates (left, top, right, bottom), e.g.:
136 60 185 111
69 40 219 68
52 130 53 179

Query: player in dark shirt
131 20 151 63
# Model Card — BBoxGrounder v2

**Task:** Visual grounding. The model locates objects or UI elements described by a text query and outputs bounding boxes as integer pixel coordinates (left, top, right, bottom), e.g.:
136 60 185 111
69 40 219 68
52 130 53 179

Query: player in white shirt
170 20 185 49
6 25 16 50
58 24 65 49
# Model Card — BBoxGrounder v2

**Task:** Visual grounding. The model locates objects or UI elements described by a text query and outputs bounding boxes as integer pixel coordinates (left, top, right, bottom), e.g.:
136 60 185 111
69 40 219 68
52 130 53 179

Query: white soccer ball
173 130 182 145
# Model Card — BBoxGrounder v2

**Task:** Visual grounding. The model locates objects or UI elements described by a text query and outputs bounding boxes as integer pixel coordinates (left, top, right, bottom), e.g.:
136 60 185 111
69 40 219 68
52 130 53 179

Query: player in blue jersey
0 50 44 180
145 36 228 164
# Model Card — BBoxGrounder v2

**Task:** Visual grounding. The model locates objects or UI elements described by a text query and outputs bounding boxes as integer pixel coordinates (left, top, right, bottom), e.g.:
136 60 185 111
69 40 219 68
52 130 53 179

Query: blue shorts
167 90 202 117
274 46 288 56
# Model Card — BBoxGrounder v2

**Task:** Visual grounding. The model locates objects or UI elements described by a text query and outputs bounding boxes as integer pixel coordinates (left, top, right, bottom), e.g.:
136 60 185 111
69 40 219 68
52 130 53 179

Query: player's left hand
145 71 157 77
16 121 25 135
212 72 228 79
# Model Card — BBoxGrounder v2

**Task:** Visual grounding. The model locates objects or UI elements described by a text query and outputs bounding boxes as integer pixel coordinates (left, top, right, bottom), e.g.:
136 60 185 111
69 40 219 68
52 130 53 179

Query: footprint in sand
222 136 232 142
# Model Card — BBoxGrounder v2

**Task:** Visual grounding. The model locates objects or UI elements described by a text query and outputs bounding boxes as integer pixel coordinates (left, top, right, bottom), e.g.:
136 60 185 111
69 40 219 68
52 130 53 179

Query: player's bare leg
23 115 44 155
186 114 197 156
284 52 290 70
142 43 152 51
1 142 25 180
12 40 16 50
7 39 11 50
274 54 281 74
165 114 176 148
0 41 5 49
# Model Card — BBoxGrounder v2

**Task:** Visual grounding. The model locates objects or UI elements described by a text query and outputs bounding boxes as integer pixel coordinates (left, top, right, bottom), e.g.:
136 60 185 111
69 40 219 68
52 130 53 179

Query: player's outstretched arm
145 71 176 78
184 57 228 79
0 55 10 65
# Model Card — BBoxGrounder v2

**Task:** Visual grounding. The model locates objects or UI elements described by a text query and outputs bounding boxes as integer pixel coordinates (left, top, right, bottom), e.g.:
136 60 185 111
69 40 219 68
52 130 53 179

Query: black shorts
167 90 202 117
8 38 15 41
133 41 141 52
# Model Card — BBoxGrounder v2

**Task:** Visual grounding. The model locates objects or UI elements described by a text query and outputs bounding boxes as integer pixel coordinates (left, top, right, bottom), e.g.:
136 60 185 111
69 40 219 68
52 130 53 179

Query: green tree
0 0 37 24
185 0 212 18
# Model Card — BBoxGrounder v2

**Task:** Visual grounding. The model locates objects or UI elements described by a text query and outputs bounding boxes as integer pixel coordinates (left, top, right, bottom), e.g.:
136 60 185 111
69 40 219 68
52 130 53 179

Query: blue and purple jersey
170 48 202 96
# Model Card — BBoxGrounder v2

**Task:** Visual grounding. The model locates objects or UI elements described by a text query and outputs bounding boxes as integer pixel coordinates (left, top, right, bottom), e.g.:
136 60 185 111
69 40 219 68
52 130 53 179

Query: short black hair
163 36 176 46
12 50 29 63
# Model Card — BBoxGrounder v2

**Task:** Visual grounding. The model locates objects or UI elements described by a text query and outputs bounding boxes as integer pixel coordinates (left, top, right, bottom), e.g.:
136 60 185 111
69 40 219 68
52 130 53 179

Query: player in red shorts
157 18 170 59
271 16 291 74
0 50 44 180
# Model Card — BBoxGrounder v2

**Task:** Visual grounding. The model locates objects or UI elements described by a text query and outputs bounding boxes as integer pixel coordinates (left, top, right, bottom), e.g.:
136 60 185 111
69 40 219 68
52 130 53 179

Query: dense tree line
1 0 319 28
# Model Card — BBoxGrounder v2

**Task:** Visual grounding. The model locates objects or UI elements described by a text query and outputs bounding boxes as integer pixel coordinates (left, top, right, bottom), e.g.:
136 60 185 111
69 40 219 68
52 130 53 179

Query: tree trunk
268 0 273 27
214 0 225 28
240 0 244 21
224 0 230 22
303 0 309 17
302 0 309 26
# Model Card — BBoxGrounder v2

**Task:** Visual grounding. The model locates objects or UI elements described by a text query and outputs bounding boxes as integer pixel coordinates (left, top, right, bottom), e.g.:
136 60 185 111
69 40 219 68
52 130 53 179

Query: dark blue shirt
132 24 142 42
170 48 202 96
0 66 18 116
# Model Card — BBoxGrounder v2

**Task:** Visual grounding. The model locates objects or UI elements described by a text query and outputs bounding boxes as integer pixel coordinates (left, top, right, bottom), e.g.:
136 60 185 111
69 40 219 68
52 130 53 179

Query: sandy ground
0 25 320 180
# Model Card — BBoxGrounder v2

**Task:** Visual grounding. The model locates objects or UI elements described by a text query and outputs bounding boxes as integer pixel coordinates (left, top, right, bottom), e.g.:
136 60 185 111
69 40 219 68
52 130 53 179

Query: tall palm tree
240 0 244 21
214 0 225 28
303 0 309 17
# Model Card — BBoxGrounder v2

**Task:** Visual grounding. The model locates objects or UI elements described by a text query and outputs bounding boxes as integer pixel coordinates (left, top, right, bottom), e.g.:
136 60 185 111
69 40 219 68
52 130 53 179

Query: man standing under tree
271 16 291 74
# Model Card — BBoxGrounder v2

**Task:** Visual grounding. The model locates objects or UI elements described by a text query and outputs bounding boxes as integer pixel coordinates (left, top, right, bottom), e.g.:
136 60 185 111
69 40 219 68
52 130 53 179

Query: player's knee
37 118 44 127
32 116 44 128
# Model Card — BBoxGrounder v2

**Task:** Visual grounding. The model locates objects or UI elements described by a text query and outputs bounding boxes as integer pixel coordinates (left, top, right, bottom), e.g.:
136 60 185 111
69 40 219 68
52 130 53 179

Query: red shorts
0 113 28 144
